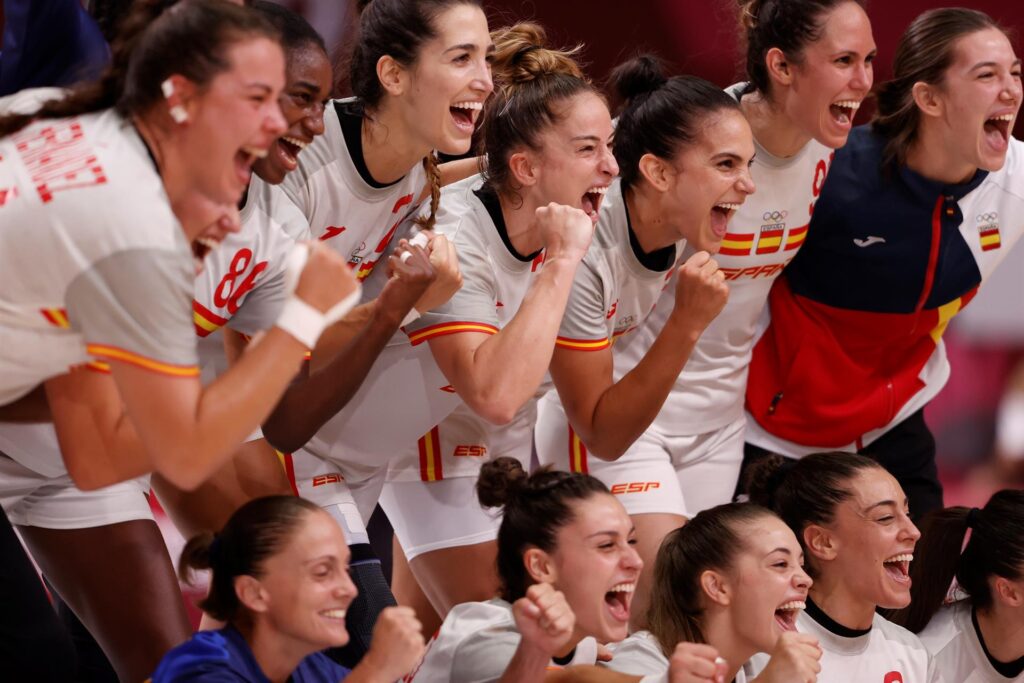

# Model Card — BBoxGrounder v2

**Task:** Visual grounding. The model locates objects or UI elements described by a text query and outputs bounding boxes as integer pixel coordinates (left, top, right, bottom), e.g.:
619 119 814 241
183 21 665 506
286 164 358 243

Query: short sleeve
227 265 287 337
554 260 611 351
450 628 522 683
605 633 667 676
68 247 198 377
273 170 315 241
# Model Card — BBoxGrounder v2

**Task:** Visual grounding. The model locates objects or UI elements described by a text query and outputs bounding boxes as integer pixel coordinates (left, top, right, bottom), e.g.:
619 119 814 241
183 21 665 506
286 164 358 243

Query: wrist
664 312 705 342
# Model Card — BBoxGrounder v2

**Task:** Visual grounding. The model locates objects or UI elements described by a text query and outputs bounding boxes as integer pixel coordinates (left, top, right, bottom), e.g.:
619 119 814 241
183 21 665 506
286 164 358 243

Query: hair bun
744 454 794 508
477 456 529 508
490 22 584 85
609 54 668 102
737 0 766 31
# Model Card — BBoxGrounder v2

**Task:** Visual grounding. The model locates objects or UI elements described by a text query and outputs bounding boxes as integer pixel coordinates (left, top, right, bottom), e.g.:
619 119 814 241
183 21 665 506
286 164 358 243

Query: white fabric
605 630 752 683
918 601 1023 682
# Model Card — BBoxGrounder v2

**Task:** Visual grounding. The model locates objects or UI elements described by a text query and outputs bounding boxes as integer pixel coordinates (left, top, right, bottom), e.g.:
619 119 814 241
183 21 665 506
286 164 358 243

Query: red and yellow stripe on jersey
719 232 755 256
193 300 228 337
755 227 784 254
784 224 809 251
278 451 301 496
554 336 610 352
568 424 588 474
86 344 200 378
40 307 70 328
979 226 1001 251
418 426 443 481
407 321 498 346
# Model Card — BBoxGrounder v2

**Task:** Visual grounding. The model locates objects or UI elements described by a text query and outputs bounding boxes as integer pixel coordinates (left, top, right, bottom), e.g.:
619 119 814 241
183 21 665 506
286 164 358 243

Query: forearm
454 258 578 423
308 301 377 373
547 667 643 683
575 322 701 460
499 642 555 683
263 303 402 453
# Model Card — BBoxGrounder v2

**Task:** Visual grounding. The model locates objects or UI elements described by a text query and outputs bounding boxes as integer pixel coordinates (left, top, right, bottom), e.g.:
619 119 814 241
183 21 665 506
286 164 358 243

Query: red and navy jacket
747 125 1024 450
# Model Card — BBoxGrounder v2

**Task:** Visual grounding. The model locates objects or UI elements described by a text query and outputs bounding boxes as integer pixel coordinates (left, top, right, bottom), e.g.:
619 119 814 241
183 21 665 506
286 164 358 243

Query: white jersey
614 83 832 434
764 606 943 683
918 601 1024 682
0 103 196 405
537 177 681 469
407 598 599 683
274 98 427 281
605 631 752 683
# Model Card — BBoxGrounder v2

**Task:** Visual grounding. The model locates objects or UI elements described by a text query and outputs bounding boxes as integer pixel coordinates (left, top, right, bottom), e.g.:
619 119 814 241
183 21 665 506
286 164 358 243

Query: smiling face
255 42 333 185
250 510 357 654
396 3 494 155
928 27 1022 175
542 494 642 645
722 516 812 655
523 91 618 223
782 1 876 148
661 109 756 252
812 468 921 611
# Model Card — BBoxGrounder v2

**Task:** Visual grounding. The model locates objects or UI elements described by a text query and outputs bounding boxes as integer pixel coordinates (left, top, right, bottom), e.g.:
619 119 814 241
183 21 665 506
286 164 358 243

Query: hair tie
965 507 981 530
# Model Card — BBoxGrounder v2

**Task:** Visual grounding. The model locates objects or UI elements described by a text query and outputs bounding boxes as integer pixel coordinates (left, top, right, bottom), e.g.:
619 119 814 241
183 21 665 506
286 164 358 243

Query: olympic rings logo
763 210 788 222
977 212 998 223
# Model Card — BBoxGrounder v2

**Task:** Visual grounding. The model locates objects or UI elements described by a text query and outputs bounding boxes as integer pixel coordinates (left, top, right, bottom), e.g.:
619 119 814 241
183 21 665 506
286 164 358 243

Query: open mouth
883 553 913 585
829 99 861 127
604 582 635 624
234 145 267 188
191 235 220 272
276 135 308 171
984 113 1013 152
710 202 741 237
581 185 609 223
773 600 805 632
450 100 483 135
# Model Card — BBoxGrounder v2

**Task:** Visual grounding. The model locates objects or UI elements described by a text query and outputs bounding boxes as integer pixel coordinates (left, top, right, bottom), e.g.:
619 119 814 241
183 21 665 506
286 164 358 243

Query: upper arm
549 345 614 437
426 331 494 391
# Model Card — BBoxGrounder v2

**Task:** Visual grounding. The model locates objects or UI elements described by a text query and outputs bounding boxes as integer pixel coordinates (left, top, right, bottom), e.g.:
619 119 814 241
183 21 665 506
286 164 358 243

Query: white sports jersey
767 607 943 683
274 98 427 280
407 598 599 683
0 104 196 405
614 83 832 434
605 630 752 683
918 601 1024 682
537 177 681 470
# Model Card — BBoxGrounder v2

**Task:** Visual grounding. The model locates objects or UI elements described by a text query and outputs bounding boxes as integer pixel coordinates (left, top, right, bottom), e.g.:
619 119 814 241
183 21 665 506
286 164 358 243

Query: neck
362 102 431 185
624 185 675 254
498 189 544 256
741 90 811 158
236 619 312 683
133 114 199 239
977 603 1024 664
904 123 977 185
809 580 875 631
702 612 755 683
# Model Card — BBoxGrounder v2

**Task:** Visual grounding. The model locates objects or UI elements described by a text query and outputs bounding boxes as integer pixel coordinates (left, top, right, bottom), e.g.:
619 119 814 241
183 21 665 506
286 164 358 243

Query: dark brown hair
0 0 280 138
873 8 1008 168
477 457 610 602
179 495 322 622
649 503 777 652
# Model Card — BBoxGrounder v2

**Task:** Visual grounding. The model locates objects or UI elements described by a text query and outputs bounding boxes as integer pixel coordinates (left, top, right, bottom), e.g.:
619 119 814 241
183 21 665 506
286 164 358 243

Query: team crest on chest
755 210 787 255
977 211 1001 252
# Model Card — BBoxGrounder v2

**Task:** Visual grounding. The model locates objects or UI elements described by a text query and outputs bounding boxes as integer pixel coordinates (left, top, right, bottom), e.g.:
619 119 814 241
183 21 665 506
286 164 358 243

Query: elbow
467 394 519 426
153 459 209 492
66 461 117 492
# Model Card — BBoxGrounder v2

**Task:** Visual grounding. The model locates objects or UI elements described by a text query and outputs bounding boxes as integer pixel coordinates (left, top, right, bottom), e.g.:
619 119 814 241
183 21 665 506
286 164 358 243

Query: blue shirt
152 626 350 683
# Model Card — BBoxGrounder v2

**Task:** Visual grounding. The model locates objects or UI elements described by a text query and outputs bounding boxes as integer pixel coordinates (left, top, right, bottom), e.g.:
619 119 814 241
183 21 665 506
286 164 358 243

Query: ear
162 74 197 123
523 547 557 584
234 575 270 614
803 524 838 563
377 55 407 97
994 576 1024 608
637 153 672 192
699 569 731 607
911 81 943 119
765 47 793 87
507 150 538 188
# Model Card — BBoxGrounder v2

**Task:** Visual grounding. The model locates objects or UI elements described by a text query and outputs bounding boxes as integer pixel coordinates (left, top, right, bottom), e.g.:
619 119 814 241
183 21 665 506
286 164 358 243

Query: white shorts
284 448 387 546
535 394 745 518
380 478 501 561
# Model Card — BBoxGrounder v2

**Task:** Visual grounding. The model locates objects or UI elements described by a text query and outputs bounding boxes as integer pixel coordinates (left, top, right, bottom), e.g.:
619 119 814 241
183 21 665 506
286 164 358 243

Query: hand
378 239 437 323
753 632 821 683
512 583 576 659
362 606 426 681
667 642 728 683
413 232 462 313
667 251 728 335
535 203 594 263
293 241 360 314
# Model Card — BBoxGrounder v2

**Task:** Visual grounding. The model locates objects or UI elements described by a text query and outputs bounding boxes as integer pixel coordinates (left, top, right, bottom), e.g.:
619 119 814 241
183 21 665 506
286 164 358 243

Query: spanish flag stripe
193 300 228 337
418 427 443 482
555 336 610 352
86 360 111 374
40 308 71 328
407 322 499 346
280 452 300 496
719 246 752 256
568 425 589 474
86 344 200 378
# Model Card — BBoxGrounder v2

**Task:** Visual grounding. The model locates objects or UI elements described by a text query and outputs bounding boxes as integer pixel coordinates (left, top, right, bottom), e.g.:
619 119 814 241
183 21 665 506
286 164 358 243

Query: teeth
608 583 635 593
586 186 609 195
320 609 347 619
776 601 806 611
281 136 308 150
988 114 1015 122
715 203 741 210
833 100 861 110
195 236 219 251
884 553 914 564
452 101 484 111
241 145 268 160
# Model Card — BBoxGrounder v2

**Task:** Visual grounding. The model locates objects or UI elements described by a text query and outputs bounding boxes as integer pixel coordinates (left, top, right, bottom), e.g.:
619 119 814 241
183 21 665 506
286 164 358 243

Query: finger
674 643 720 661
685 251 712 268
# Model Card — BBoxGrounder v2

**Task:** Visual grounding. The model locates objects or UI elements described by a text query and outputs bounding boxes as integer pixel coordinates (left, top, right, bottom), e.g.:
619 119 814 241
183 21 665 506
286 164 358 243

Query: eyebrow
291 80 321 92
586 530 620 540
571 135 602 143
712 152 749 163
767 547 792 556
444 43 497 54
863 500 898 513
970 59 1023 71
246 83 274 95
302 555 336 566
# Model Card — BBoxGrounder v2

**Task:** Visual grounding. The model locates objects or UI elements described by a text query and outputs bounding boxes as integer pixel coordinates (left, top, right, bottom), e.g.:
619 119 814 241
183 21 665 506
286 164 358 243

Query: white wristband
276 297 326 350
323 287 363 326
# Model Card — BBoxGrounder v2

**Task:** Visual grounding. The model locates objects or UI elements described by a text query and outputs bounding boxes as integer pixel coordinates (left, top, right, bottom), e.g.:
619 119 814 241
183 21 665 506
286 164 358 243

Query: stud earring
161 78 188 124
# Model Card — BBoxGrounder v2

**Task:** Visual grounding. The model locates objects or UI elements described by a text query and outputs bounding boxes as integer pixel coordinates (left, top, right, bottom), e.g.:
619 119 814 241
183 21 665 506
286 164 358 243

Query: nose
794 565 813 591
266 100 287 137
337 571 358 602
475 58 495 97
1001 72 1022 104
901 514 922 544
623 543 644 573
851 60 873 93
304 102 326 138
737 166 756 195
601 145 619 178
